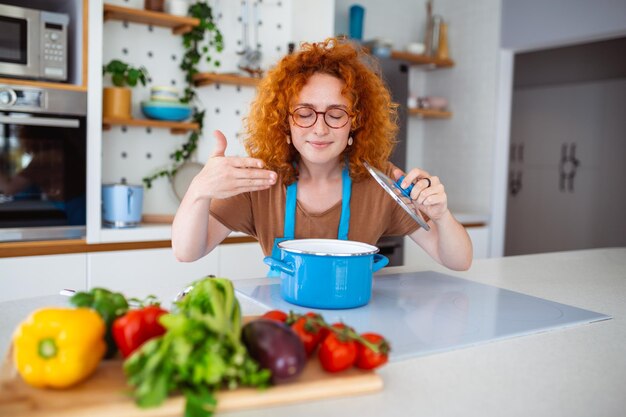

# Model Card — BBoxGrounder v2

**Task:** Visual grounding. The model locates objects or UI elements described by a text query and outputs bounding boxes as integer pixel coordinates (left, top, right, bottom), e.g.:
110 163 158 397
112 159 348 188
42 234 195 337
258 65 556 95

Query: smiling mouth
308 141 332 148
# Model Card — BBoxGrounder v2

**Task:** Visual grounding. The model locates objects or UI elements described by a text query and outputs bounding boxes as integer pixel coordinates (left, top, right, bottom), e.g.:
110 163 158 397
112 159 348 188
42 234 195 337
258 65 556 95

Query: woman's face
289 73 352 167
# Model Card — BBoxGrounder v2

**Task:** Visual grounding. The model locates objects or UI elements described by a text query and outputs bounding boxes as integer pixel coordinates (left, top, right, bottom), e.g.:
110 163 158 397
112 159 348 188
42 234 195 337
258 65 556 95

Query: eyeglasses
289 106 352 129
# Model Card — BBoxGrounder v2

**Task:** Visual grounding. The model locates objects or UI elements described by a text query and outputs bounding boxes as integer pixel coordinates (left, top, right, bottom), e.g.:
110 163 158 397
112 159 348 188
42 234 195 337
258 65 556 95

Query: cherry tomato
261 310 288 322
355 333 390 370
318 332 357 372
291 314 324 356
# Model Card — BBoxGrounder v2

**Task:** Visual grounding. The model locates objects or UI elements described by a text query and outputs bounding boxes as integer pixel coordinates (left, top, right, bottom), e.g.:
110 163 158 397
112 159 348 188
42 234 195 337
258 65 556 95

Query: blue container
349 4 365 40
264 239 389 309
102 184 144 228
141 100 192 121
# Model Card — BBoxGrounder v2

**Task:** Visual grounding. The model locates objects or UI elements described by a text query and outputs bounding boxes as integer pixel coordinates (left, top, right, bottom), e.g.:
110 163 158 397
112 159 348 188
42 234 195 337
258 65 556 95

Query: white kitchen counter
1 247 624 417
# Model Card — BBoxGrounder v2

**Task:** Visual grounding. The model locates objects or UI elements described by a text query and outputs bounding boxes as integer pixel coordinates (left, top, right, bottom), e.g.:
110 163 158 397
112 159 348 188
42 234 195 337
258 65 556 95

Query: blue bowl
141 101 192 121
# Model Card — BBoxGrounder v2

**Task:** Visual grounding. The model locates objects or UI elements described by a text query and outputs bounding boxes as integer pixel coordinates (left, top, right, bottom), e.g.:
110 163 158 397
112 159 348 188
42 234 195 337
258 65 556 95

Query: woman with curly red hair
172 38 472 272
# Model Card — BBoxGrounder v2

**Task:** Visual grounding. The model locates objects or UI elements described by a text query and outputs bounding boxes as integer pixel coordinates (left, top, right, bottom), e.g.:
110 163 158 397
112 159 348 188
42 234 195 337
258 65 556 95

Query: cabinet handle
509 170 522 196
559 143 580 192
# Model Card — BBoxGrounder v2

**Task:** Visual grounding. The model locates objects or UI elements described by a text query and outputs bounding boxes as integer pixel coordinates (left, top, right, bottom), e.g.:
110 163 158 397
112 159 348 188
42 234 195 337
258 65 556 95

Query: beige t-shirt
210 165 423 256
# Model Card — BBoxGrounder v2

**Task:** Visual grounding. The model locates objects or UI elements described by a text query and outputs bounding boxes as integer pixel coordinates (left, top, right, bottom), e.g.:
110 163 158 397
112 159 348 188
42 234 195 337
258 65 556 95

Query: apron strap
337 167 351 240
283 181 297 239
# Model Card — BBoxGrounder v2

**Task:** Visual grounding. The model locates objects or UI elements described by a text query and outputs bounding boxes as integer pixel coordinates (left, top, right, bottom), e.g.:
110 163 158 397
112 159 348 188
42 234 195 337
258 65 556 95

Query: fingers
210 130 266 169
400 168 431 188
409 176 441 204
416 184 445 206
211 130 228 158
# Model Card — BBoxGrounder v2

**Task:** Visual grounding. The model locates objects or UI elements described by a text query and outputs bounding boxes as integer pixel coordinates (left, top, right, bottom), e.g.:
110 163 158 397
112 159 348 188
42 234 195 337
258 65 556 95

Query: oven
0 85 86 242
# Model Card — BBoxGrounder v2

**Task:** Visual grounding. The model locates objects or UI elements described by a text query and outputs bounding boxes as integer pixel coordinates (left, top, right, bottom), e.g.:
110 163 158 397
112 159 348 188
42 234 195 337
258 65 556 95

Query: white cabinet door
403 226 490 270
467 227 490 259
88 248 219 308
0 254 87 302
219 243 268 280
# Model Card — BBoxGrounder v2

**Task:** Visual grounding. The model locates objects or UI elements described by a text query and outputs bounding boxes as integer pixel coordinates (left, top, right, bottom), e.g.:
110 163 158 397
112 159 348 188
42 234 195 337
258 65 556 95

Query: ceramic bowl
141 100 192 121
150 86 180 102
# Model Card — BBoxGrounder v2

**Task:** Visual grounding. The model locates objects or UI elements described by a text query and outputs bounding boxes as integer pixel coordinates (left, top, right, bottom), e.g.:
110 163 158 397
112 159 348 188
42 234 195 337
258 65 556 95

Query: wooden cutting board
0 344 383 417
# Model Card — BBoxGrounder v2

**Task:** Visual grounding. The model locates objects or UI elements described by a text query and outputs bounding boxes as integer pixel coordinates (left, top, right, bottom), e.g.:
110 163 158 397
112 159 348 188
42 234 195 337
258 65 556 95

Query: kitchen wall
501 0 626 51
335 0 501 217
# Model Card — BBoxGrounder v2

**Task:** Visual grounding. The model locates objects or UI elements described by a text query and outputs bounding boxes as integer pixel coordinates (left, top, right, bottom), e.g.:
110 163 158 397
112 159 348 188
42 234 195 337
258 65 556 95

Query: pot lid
363 162 430 231
278 239 380 256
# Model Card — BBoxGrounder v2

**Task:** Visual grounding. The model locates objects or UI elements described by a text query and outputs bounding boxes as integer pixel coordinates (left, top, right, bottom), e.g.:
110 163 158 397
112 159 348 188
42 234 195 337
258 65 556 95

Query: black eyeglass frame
289 106 353 129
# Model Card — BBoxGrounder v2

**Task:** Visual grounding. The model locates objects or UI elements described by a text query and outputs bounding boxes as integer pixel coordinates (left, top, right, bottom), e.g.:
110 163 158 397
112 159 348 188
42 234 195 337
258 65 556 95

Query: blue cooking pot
263 239 389 309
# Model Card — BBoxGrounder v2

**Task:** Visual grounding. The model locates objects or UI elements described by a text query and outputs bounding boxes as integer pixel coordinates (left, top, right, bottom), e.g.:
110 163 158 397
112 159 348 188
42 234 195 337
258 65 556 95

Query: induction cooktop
234 271 611 362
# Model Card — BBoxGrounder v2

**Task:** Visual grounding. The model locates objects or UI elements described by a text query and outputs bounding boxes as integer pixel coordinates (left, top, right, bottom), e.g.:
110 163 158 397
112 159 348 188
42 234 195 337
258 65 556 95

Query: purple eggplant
241 319 307 384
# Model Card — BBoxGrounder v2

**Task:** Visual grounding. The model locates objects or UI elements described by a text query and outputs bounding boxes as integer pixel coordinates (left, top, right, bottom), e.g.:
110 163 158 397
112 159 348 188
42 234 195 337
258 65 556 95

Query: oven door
0 112 86 242
0 5 40 79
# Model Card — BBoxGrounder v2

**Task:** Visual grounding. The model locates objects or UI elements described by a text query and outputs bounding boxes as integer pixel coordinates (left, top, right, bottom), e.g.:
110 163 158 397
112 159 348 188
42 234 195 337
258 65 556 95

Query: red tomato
112 305 167 358
318 332 357 372
355 333 390 370
291 314 324 356
261 310 288 322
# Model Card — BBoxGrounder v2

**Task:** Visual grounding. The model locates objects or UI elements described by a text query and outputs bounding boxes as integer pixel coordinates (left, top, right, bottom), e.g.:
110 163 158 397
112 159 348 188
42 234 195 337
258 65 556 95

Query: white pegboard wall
102 0 295 215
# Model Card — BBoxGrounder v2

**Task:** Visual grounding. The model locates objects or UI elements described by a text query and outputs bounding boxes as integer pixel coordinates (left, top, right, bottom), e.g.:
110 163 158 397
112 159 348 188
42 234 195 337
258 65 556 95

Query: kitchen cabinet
403 225 489 269
0 254 87 303
219 242 268 280
88 247 219 307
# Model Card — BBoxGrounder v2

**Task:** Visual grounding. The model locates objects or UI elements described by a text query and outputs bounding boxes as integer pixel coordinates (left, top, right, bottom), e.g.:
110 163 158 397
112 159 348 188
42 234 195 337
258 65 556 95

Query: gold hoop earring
348 136 353 146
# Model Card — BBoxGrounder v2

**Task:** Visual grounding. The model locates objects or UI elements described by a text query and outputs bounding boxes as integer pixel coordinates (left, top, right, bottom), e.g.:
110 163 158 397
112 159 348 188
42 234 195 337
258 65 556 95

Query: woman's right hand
188 130 277 201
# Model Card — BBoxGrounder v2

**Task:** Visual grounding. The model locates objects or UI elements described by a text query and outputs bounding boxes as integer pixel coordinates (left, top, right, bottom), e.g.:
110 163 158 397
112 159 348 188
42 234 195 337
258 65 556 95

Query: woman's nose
312 115 330 135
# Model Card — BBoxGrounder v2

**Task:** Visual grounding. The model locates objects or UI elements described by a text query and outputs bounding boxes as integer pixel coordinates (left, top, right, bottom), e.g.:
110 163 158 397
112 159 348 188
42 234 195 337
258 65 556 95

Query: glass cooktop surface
234 271 611 361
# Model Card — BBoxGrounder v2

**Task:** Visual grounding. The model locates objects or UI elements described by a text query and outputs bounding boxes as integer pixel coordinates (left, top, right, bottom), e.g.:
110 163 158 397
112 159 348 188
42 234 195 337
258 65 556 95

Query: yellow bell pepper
12 307 106 389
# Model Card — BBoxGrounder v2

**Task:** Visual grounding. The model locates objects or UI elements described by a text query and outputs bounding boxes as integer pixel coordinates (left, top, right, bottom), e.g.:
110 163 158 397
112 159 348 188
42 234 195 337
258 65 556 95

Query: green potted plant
102 59 149 120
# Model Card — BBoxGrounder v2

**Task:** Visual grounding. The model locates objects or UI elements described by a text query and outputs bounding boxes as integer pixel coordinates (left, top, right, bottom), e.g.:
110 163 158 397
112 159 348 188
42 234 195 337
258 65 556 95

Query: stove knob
0 88 17 106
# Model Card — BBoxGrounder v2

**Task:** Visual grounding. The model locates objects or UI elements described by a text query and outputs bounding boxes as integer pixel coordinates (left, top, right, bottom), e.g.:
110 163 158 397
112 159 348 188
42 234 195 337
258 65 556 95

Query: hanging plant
143 1 224 189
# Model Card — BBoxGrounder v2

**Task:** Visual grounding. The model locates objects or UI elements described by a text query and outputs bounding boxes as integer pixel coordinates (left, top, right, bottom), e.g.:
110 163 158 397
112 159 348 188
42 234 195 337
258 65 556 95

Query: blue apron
267 167 352 277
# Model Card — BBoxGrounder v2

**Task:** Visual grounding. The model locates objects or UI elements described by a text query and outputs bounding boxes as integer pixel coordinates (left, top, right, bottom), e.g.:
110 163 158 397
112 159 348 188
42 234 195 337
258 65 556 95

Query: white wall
501 0 626 51
334 0 425 50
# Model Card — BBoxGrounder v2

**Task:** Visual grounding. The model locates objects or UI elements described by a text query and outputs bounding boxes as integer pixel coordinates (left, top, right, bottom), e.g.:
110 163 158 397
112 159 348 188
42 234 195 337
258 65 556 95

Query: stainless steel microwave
0 4 69 81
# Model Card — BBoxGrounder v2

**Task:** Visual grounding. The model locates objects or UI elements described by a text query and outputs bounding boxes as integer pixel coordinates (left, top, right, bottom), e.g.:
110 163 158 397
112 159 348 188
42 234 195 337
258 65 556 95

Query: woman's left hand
393 167 449 221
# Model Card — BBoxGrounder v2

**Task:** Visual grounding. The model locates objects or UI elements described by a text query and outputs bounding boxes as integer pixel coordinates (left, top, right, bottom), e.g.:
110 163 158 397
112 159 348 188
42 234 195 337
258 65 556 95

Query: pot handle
372 254 389 272
263 257 295 276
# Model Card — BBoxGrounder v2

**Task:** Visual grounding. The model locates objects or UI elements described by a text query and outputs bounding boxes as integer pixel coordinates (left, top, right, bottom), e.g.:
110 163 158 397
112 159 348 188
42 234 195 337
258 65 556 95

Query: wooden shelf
408 108 452 119
102 117 199 134
390 51 454 68
0 77 87 92
193 72 261 87
103 3 200 34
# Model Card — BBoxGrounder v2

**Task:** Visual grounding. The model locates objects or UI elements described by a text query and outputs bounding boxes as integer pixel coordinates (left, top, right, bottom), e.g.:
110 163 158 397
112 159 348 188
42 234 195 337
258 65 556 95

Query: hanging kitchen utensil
171 161 204 201
237 0 262 77
363 162 430 231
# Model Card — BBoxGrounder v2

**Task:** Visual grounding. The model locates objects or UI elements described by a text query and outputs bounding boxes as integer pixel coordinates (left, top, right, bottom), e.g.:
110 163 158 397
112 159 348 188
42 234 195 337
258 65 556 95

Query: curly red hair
244 37 398 184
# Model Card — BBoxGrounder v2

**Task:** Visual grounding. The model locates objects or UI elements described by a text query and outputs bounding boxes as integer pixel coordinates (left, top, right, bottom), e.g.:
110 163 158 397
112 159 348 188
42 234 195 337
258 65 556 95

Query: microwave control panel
40 12 68 81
